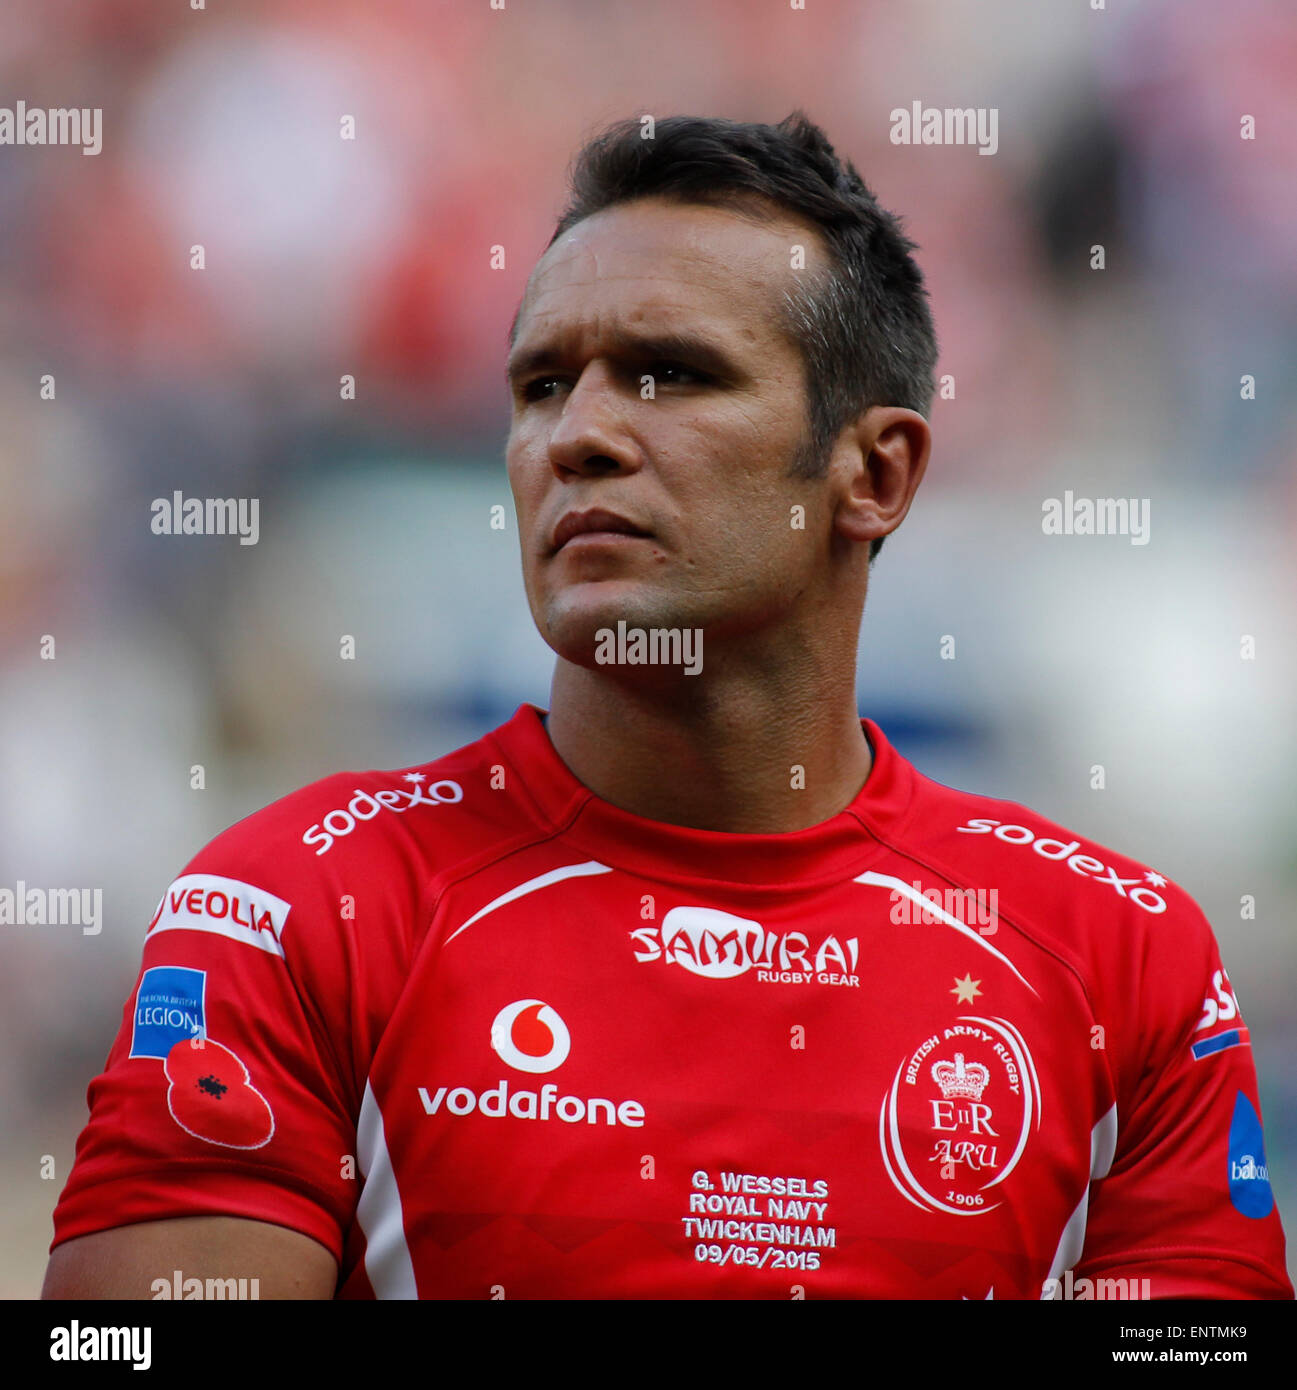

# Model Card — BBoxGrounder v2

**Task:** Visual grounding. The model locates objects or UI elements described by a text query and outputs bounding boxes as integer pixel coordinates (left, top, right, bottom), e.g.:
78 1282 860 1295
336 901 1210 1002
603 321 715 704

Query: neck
544 652 871 834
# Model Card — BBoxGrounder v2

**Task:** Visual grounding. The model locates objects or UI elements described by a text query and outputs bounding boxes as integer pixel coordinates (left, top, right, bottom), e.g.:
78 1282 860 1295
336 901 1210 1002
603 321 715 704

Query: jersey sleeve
50 787 370 1267
1075 887 1293 1298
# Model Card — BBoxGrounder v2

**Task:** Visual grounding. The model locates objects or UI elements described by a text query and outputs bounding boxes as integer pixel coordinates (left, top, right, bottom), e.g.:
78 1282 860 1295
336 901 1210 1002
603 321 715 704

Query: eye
516 361 708 403
650 361 707 385
519 375 568 402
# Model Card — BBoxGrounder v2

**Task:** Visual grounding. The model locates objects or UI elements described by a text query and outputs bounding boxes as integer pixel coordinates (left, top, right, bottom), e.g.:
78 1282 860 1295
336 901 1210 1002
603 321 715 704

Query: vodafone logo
418 998 645 1127
490 999 571 1074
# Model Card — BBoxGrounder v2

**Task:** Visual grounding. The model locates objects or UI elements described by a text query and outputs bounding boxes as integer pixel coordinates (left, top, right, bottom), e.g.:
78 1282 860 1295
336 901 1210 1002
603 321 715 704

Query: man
44 113 1291 1299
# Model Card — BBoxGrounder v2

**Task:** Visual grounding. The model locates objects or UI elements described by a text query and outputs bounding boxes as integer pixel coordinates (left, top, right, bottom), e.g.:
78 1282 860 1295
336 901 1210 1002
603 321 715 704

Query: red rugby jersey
51 704 1293 1299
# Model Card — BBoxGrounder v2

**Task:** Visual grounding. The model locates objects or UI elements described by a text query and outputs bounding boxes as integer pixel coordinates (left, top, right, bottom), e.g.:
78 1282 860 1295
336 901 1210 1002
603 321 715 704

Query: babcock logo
1227 1091 1274 1219
490 999 571 1074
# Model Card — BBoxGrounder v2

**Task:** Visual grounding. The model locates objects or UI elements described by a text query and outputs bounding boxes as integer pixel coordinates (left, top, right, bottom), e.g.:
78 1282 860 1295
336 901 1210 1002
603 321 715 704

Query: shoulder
151 713 551 958
897 769 1220 988
893 770 1233 1100
204 714 540 862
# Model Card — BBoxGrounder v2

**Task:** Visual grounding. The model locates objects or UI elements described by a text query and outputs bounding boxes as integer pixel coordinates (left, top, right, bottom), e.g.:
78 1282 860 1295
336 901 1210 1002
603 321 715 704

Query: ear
832 407 931 548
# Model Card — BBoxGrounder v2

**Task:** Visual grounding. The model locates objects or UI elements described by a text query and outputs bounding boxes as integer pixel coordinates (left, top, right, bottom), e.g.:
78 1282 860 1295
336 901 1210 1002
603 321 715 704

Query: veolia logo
490 999 571 1074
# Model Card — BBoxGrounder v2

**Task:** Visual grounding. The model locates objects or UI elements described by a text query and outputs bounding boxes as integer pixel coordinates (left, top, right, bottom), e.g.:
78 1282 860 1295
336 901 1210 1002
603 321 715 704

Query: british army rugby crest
880 1015 1041 1216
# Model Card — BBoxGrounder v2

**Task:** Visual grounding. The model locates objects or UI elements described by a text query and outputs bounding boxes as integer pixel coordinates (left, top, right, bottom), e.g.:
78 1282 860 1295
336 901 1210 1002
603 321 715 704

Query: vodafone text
418 1080 644 1127
955 818 1168 913
303 776 463 855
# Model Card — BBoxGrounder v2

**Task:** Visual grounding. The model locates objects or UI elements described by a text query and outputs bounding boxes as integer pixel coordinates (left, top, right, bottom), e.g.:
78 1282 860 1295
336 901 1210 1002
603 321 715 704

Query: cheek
503 440 525 490
739 496 817 582
505 450 543 518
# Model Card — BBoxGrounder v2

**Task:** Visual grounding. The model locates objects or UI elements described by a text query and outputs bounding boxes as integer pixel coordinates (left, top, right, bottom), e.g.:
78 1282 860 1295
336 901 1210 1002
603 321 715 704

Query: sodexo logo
301 774 463 856
955 817 1168 914
490 999 571 1074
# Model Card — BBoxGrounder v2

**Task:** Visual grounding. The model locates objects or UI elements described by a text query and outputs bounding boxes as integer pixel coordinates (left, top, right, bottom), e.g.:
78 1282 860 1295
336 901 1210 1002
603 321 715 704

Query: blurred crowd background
2 0 1294 1294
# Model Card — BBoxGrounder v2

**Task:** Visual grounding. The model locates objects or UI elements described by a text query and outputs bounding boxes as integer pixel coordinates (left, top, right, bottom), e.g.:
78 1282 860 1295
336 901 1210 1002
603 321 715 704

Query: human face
506 196 832 666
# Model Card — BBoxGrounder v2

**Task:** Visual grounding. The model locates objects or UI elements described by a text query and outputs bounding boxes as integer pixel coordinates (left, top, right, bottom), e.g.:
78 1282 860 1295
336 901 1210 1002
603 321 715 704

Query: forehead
513 197 826 351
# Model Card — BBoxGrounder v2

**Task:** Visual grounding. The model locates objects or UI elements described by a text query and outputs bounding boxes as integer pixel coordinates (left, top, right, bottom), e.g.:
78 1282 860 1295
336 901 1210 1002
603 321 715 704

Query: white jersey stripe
356 1080 418 1299
444 861 612 945
1039 1102 1119 1297
854 870 1038 996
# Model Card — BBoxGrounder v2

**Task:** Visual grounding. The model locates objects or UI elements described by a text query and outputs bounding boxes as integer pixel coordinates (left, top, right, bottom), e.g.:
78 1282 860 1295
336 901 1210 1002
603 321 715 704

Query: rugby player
43 113 1292 1299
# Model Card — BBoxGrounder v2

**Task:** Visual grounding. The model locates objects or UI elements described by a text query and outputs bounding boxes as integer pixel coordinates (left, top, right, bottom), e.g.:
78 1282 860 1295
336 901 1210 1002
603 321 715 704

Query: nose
546 364 641 479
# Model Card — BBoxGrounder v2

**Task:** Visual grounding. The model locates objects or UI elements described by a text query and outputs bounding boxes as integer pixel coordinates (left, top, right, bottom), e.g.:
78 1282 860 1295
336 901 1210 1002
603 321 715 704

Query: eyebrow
505 328 743 387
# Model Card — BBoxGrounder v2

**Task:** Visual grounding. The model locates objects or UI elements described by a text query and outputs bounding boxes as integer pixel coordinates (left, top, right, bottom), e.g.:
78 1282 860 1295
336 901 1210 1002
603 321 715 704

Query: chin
537 583 688 664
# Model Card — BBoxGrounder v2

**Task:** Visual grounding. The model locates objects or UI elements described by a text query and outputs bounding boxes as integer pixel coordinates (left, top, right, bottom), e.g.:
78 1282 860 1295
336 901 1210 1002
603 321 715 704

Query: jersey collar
489 702 917 889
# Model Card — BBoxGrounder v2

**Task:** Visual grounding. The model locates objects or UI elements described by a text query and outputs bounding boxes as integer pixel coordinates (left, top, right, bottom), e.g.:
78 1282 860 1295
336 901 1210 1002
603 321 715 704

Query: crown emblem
931 1052 990 1102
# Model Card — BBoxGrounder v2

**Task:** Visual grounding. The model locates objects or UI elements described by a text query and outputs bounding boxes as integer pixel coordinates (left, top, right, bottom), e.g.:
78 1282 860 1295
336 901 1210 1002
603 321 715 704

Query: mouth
551 508 653 553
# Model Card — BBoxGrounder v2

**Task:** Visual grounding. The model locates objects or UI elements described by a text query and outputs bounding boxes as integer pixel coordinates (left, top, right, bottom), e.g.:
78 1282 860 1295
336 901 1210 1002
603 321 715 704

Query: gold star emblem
951 973 982 1004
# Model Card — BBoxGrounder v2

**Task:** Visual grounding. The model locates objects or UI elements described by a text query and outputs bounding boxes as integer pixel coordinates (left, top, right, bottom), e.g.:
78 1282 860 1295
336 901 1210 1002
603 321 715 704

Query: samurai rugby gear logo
630 906 859 984
880 1015 1040 1216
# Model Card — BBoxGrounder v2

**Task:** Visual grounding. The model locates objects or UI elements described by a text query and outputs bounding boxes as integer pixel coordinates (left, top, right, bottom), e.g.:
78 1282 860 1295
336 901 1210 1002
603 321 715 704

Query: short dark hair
538 111 938 563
